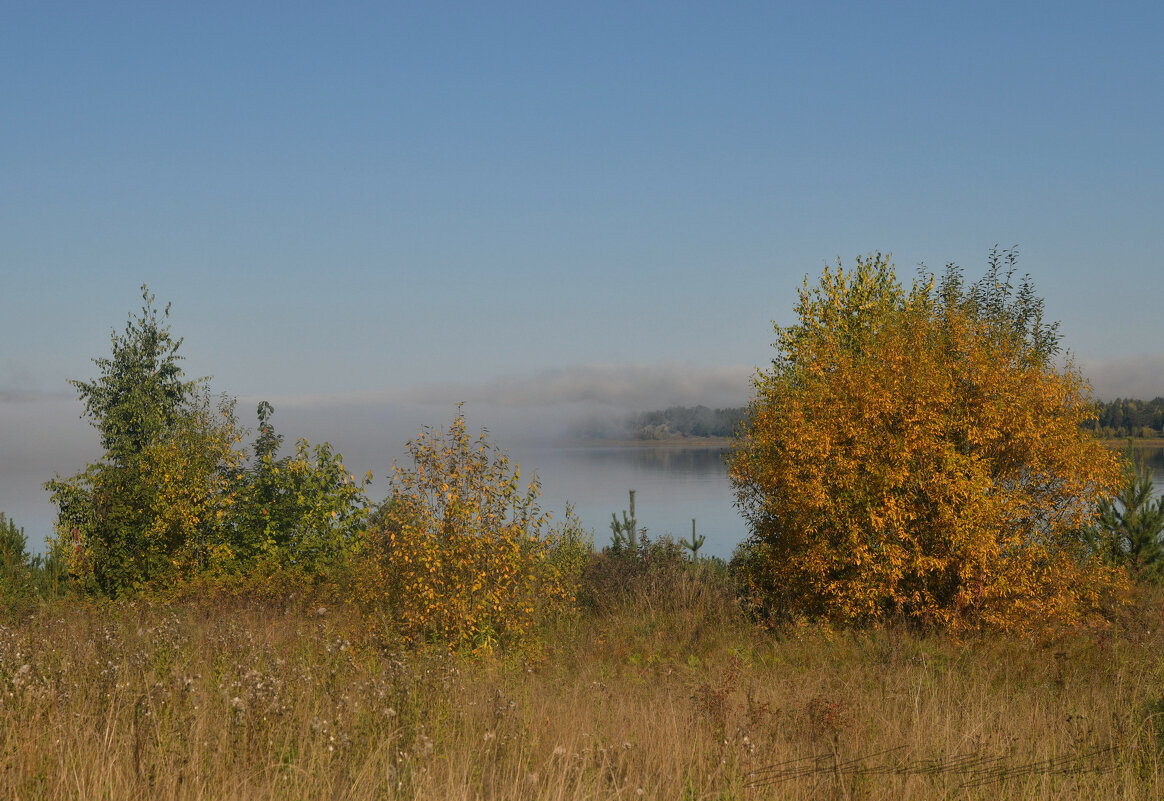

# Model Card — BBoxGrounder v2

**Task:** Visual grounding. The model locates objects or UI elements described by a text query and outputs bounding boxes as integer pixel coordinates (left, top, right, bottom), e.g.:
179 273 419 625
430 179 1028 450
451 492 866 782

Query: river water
6 439 1162 562
518 443 1164 561
516 443 741 559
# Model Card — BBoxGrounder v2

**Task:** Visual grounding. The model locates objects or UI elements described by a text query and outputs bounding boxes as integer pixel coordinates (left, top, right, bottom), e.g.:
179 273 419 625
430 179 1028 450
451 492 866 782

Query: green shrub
580 533 736 622
0 513 35 611
1090 441 1164 581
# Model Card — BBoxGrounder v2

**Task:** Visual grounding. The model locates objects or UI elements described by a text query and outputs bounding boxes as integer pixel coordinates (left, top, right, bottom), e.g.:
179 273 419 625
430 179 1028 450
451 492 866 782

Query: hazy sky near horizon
3 2 1164 539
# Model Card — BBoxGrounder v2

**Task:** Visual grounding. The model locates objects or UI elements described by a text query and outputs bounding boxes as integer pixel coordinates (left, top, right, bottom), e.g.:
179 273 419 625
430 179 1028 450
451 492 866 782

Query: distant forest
628 405 746 440
626 398 1164 440
1084 397 1164 439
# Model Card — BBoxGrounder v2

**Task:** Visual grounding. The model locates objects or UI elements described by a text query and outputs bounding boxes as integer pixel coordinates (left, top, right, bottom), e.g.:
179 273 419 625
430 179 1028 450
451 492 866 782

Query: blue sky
3 2 1163 540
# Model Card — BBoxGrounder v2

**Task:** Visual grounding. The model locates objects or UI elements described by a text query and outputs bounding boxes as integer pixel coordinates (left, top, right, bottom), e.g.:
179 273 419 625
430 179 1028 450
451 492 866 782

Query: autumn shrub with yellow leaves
357 410 588 649
728 250 1126 633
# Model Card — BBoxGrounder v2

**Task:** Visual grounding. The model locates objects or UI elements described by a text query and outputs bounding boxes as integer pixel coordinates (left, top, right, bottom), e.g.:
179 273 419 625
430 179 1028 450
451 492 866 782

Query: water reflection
562 445 730 476
1129 446 1163 498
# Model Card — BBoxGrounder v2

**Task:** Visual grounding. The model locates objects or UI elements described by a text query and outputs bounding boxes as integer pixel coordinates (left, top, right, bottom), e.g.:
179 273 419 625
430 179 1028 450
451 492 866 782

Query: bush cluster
17 260 1163 646
43 288 371 595
353 410 589 650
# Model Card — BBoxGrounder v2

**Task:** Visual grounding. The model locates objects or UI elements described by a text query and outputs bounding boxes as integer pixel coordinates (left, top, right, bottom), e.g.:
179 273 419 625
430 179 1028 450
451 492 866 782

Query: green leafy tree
46 289 373 594
47 390 246 592
45 287 208 591
70 286 201 464
233 402 372 572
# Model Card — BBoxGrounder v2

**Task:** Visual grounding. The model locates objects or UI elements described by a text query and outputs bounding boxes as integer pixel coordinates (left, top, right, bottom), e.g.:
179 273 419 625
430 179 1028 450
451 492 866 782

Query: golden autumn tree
358 409 580 649
727 250 1125 632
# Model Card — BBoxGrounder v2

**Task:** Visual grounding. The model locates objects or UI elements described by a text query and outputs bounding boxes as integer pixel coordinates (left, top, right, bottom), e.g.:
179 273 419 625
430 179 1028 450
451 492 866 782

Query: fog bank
1 364 754 550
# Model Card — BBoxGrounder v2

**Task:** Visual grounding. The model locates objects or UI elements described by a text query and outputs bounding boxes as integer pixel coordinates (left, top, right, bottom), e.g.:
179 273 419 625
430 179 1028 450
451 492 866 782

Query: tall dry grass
2 572 1163 800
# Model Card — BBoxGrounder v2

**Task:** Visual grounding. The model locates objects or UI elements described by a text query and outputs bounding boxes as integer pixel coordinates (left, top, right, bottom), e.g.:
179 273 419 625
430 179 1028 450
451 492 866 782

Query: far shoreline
1098 438 1164 449
567 436 732 449
569 436 1164 450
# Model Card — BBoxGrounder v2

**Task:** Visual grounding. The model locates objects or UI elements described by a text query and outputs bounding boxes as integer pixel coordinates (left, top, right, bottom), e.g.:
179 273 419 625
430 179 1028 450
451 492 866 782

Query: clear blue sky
3 2 1163 538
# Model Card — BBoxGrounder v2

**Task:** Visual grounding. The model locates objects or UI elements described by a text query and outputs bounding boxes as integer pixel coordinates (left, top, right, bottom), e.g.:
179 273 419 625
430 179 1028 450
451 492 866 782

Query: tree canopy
728 250 1125 633
70 286 201 465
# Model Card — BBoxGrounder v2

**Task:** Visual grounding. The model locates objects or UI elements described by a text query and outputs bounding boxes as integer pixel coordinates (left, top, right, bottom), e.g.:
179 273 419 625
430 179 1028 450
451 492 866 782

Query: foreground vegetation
2 561 1164 800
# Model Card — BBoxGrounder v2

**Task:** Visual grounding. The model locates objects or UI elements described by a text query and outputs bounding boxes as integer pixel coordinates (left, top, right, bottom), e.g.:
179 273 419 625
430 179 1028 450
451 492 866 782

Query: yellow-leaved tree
727 250 1125 633
358 410 584 649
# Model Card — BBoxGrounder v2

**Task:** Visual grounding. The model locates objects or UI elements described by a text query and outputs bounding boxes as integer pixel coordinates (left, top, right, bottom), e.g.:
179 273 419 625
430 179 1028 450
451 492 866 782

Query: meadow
3 555 1163 801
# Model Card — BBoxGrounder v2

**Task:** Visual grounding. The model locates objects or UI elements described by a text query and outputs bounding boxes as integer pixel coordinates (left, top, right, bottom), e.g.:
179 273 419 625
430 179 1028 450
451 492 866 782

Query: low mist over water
1 395 740 554
251 401 748 558
4 389 1162 561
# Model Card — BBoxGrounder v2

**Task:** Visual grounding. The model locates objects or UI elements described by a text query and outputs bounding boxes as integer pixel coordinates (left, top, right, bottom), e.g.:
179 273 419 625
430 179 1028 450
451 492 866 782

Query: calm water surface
518 444 1164 561
515 444 741 560
7 442 1161 561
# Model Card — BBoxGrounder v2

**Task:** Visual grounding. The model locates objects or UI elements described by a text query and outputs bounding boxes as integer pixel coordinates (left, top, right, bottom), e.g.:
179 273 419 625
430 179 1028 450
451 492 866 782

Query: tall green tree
71 285 201 464
46 289 372 593
45 287 233 592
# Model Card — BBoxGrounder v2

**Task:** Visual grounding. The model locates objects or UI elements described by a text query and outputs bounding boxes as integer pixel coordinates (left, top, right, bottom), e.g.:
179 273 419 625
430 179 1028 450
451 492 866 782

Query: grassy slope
1099 438 1164 449
2 582 1163 801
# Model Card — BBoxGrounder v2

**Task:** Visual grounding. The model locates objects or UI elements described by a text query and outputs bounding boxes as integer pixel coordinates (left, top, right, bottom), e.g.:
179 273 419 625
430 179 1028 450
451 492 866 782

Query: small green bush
580 533 736 621
1 513 34 610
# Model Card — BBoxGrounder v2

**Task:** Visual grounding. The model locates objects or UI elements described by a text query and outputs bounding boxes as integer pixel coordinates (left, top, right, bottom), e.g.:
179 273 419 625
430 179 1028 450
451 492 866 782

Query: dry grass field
3 569 1163 801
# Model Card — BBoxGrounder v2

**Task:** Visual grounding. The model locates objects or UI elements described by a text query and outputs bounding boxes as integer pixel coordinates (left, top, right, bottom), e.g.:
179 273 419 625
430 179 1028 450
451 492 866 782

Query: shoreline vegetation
583 434 1164 450
616 402 1164 445
578 433 1164 450
1101 437 1164 449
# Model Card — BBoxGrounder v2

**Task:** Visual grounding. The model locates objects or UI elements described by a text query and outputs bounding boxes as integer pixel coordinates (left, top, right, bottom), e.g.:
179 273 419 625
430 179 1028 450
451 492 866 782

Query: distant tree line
630 397 1164 441
1084 397 1164 439
629 405 746 439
